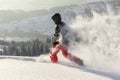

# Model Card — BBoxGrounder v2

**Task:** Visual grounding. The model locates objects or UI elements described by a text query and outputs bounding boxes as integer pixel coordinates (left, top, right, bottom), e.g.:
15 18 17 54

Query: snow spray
69 6 120 73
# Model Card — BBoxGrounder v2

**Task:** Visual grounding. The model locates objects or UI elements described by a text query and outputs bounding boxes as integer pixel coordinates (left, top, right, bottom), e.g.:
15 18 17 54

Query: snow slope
0 1 120 80
0 55 119 80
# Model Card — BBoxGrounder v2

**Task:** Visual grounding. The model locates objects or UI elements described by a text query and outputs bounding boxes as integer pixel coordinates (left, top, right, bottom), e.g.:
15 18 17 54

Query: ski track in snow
0 56 119 80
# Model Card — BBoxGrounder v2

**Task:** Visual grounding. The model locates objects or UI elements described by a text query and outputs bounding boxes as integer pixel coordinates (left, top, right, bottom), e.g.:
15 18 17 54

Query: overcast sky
0 0 111 10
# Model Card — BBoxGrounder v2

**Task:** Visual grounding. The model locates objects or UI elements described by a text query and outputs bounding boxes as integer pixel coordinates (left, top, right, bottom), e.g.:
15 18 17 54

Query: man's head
52 13 61 25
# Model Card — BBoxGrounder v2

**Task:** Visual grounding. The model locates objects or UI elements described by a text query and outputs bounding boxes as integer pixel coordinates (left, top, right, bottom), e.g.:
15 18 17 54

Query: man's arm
54 26 60 37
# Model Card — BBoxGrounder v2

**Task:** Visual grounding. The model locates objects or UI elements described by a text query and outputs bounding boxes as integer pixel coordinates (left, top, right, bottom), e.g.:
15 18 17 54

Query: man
50 13 83 65
52 13 69 45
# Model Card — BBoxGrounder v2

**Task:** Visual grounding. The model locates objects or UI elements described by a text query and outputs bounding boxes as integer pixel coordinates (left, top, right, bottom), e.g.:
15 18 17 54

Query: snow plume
69 7 120 74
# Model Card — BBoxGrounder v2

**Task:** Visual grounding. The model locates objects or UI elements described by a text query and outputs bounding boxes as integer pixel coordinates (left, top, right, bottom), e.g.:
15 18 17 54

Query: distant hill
0 1 119 40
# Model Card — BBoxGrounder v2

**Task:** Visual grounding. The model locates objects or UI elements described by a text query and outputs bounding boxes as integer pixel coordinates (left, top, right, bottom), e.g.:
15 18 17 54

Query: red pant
50 44 81 63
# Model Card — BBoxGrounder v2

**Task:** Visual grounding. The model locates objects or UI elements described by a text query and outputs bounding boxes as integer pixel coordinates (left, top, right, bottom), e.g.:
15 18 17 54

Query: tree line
0 38 51 56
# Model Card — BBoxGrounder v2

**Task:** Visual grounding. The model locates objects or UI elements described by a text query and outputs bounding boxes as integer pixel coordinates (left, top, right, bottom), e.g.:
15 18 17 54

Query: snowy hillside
0 55 119 80
0 1 120 80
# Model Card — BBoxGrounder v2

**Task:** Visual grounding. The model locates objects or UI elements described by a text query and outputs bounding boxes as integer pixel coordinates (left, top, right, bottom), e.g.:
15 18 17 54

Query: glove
52 41 59 47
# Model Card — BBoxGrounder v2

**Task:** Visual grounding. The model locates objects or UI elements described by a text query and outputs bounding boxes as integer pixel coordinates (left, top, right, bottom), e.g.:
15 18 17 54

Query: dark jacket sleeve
54 26 60 37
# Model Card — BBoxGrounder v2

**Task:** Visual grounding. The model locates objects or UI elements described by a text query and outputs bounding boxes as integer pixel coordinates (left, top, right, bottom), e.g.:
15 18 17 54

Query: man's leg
50 44 61 63
60 45 84 65
50 53 58 63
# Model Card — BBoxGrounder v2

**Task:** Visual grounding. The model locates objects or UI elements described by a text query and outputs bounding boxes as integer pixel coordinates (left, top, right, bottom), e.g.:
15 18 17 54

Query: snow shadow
0 56 36 62
58 61 120 80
